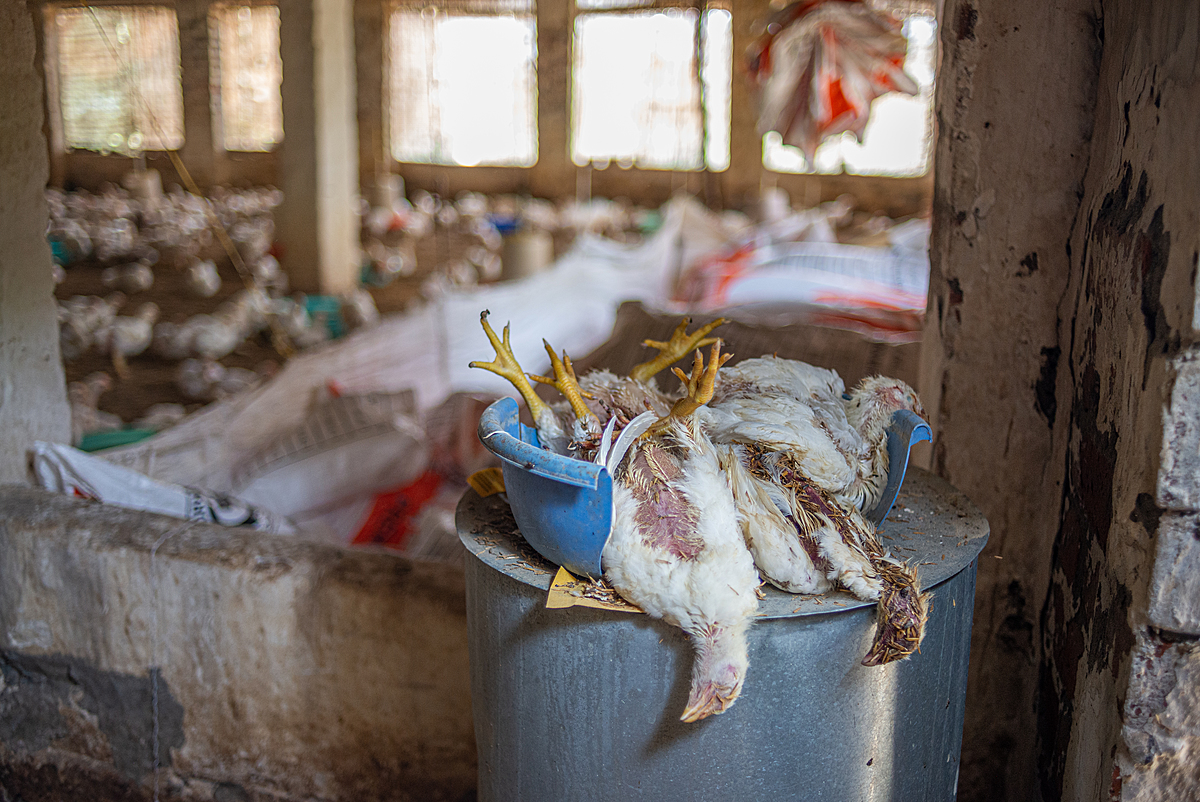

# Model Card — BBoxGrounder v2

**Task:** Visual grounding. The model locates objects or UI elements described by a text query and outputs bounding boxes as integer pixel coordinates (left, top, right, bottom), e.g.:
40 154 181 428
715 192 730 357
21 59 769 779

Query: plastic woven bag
748 0 917 160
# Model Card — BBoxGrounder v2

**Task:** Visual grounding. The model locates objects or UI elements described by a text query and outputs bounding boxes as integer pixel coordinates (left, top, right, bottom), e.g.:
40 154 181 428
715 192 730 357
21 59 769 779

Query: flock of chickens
472 313 929 723
49 183 384 442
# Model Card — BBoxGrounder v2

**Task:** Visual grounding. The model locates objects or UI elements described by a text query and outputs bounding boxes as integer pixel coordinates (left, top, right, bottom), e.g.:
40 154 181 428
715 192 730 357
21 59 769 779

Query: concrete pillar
0 1 71 483
277 0 360 295
528 0 573 199
177 0 217 187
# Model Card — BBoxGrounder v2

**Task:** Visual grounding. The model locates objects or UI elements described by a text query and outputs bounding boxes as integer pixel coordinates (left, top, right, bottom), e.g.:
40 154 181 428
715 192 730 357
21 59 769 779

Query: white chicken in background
454 191 489 220
132 403 187 432
272 296 328 351
472 315 759 721
58 293 126 361
100 261 154 294
251 254 287 296
188 314 244 361
214 366 264 399
185 259 222 298
176 358 226 401
68 372 123 445
340 288 380 332
151 321 194 361
96 302 159 378
706 356 931 665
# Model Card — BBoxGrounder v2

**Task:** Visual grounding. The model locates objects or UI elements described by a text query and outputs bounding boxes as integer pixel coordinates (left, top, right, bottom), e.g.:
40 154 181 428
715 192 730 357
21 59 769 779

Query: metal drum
457 469 989 802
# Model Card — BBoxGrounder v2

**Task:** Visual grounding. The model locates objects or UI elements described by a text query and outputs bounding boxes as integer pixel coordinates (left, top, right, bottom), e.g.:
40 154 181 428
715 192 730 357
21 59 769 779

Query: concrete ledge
0 486 475 801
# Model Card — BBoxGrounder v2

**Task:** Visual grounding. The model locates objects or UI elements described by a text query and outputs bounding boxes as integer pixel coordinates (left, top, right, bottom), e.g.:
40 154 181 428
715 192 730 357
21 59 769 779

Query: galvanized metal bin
456 469 989 802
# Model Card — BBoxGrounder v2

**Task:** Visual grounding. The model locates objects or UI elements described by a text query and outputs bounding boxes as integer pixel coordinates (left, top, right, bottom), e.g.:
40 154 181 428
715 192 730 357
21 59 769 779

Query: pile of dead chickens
471 312 929 723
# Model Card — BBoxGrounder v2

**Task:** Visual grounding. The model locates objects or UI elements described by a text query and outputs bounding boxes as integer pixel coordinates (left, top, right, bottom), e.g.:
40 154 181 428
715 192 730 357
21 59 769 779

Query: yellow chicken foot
649 340 732 434
529 341 600 427
629 317 728 383
468 310 553 424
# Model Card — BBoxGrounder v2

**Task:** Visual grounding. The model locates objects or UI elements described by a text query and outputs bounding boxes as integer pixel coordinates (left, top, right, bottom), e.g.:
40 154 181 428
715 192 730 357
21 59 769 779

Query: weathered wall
0 1 70 483
0 488 475 801
1044 4 1200 800
925 2 1200 800
920 2 1099 797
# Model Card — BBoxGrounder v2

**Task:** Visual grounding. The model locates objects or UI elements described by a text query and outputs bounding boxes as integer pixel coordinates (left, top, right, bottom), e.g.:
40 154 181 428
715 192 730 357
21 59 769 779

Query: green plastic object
77 429 157 452
303 295 346 339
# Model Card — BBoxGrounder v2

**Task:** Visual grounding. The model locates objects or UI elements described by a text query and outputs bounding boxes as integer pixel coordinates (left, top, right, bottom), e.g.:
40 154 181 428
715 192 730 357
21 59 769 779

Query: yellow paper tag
468 467 506 497
546 566 643 614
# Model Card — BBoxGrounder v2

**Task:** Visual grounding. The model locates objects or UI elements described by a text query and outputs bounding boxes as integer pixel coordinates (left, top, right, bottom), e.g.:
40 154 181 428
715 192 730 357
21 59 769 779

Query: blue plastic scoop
477 397 931 579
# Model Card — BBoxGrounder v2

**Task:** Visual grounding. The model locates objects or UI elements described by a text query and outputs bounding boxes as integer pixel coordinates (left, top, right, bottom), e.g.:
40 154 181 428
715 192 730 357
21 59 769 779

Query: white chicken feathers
604 412 759 722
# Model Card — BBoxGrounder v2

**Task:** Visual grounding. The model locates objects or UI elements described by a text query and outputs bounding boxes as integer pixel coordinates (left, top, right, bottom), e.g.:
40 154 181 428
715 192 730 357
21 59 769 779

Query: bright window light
51 5 184 152
572 8 732 172
389 8 537 167
211 5 283 152
763 13 937 177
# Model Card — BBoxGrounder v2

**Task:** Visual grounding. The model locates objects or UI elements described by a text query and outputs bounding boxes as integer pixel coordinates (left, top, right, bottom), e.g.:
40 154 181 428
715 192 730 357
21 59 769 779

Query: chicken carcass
471 314 759 721
707 357 930 664
600 344 759 721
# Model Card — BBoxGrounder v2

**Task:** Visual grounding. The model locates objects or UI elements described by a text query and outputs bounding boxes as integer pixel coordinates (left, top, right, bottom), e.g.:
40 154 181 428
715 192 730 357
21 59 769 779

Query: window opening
571 5 731 171
388 0 537 166
211 4 283 152
50 5 184 153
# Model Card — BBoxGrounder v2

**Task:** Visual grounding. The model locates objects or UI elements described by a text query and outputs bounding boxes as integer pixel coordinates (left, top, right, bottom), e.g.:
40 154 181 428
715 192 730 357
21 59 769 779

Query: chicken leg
629 317 727 383
469 310 569 454
647 340 732 435
860 543 930 666
529 341 602 446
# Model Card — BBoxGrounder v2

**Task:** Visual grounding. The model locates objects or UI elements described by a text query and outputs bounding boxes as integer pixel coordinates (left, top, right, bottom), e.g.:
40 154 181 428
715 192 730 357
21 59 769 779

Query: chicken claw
468 310 553 424
530 341 601 433
648 340 732 434
629 317 728 383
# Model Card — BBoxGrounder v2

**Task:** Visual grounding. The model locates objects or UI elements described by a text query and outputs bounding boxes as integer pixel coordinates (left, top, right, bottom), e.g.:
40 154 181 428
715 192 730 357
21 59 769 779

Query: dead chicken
707 357 931 665
471 314 759 721
601 344 760 721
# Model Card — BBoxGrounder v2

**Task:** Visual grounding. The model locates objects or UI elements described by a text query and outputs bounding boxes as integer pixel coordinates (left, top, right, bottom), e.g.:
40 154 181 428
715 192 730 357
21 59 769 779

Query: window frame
33 0 935 219
208 1 284 154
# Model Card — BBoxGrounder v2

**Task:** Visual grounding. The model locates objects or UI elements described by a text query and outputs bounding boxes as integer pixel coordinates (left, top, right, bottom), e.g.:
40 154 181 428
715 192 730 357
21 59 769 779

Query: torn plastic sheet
748 0 917 160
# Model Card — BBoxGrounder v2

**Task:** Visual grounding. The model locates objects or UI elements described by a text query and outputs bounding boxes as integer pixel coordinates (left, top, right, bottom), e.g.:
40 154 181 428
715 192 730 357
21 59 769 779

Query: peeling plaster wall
0 1 71 481
926 2 1200 800
1048 4 1200 800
